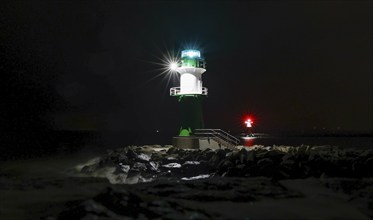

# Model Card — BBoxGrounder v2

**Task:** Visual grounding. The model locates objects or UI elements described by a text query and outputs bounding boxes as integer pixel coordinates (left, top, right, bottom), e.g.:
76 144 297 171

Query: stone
131 162 147 172
148 161 159 172
208 153 225 167
136 153 151 162
162 163 182 168
257 158 274 167
257 158 275 177
167 147 180 155
225 164 246 177
267 150 286 164
217 160 234 175
81 164 99 174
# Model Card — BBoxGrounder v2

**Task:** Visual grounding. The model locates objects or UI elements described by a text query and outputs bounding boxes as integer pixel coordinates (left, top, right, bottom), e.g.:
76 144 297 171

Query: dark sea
89 132 373 151
242 136 373 149
2 130 372 160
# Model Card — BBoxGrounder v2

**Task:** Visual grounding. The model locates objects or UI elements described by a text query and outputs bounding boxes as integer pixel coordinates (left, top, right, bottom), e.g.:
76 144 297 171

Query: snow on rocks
162 163 182 168
136 153 151 161
181 174 210 181
54 144 373 219
76 145 373 184
183 161 200 165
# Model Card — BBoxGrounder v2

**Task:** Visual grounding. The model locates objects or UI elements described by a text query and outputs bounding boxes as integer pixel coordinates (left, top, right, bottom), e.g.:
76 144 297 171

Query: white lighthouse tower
169 49 240 149
170 50 207 96
170 49 207 138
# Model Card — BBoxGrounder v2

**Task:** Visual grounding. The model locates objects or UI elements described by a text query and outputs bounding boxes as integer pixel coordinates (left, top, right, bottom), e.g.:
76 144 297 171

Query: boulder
257 158 275 177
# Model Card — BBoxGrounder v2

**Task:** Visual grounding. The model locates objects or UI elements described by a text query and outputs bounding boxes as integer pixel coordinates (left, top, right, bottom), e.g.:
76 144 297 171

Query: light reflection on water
242 137 256 147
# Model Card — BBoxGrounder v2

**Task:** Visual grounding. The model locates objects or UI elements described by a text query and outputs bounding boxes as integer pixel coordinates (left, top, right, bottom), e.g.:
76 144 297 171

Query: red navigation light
244 117 253 128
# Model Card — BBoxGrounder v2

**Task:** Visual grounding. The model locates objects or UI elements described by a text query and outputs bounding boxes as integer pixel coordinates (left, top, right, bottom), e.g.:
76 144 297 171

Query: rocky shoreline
1 145 373 219
76 145 373 183
51 145 373 219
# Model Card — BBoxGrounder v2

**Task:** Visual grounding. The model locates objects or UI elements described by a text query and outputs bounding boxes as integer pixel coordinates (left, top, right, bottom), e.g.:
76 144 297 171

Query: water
242 136 373 149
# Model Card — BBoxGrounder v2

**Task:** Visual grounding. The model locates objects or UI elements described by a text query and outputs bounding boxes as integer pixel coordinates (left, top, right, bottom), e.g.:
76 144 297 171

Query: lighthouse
170 49 207 148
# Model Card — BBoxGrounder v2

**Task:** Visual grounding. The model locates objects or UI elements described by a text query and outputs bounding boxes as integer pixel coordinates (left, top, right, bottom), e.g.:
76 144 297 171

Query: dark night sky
2 1 372 136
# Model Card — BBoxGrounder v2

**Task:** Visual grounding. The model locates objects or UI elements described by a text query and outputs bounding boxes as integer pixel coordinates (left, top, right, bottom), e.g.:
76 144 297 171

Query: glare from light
142 49 181 91
245 118 253 128
181 50 200 58
169 62 178 71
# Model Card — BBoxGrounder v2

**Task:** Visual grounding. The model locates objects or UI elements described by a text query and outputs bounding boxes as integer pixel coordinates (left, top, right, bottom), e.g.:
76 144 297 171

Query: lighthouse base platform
172 136 200 149
172 136 225 150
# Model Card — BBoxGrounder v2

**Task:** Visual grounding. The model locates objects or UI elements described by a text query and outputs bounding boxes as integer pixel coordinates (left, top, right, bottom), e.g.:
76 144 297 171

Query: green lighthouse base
178 95 204 136
172 95 204 149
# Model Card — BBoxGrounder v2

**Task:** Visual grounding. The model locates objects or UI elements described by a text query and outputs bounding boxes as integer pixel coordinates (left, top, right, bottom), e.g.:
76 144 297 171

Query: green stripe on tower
178 95 204 136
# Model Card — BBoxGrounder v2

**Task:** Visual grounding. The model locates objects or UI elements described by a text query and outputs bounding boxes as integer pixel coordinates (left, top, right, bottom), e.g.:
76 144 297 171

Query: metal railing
194 129 240 149
202 87 208 95
170 87 180 96
170 87 208 96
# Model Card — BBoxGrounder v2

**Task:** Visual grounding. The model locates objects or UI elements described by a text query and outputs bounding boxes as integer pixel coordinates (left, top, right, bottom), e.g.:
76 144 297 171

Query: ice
183 161 200 165
162 163 181 168
181 174 210 181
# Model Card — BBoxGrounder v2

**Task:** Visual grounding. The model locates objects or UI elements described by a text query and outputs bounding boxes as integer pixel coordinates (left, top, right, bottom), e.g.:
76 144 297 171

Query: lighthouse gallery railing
170 87 208 96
